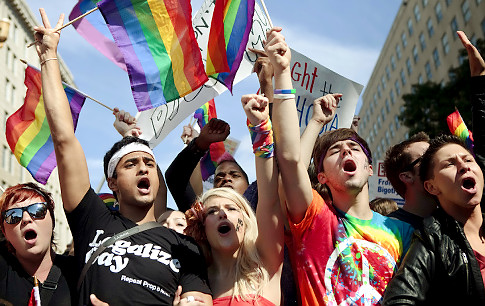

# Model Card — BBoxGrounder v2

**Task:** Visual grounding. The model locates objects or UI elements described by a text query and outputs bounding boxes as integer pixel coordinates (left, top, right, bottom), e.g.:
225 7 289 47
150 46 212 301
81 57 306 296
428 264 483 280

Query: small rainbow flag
447 109 474 150
194 99 226 180
5 66 86 185
69 0 127 71
98 0 208 112
99 193 119 211
207 0 255 92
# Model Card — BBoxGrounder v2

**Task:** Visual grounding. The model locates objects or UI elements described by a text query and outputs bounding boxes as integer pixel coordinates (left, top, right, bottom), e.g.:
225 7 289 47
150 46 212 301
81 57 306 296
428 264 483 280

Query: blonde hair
185 187 268 301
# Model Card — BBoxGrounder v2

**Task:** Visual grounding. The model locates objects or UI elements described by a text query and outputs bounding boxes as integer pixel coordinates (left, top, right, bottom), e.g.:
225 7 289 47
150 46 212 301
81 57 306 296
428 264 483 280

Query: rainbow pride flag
99 193 119 211
5 66 86 184
447 109 474 150
98 0 208 112
194 99 226 180
207 0 255 92
69 0 127 71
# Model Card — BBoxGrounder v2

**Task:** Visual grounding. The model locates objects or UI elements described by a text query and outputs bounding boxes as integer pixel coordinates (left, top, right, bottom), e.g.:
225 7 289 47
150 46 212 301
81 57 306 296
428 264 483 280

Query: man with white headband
34 9 211 305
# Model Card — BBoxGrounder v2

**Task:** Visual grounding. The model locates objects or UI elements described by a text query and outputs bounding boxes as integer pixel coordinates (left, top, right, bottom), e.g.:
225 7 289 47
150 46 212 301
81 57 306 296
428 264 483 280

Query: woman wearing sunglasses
0 183 75 305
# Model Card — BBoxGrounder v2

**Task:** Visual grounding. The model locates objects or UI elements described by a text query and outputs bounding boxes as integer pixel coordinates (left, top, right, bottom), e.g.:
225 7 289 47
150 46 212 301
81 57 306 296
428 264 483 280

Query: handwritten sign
137 0 364 147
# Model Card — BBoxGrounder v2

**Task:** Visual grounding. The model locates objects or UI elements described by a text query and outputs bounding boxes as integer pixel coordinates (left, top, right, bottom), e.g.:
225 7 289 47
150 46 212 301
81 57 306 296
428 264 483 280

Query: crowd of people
1 7 485 306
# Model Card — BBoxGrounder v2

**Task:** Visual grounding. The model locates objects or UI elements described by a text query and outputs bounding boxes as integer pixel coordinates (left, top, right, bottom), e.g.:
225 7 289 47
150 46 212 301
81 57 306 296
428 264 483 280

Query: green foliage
400 38 485 138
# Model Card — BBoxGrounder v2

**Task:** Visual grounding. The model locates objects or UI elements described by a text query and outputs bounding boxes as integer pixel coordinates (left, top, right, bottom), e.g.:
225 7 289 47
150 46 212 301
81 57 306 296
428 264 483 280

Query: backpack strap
40 264 62 305
76 221 163 290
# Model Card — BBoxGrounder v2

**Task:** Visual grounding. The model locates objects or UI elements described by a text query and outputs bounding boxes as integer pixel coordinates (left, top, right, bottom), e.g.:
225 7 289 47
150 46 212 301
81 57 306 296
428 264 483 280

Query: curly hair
185 187 268 302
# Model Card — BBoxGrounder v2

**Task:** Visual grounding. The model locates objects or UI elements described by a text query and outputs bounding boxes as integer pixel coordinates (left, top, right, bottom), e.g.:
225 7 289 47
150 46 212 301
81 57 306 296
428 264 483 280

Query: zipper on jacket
462 252 470 295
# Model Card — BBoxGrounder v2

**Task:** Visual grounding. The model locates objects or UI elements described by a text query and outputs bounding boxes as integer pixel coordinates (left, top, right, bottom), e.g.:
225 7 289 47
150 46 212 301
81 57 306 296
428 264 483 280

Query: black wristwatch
187 138 209 156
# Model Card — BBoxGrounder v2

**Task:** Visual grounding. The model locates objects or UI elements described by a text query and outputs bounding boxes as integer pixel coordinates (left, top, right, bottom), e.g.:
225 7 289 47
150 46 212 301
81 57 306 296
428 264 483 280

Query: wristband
40 58 58 65
274 89 296 94
273 93 295 100
247 118 274 158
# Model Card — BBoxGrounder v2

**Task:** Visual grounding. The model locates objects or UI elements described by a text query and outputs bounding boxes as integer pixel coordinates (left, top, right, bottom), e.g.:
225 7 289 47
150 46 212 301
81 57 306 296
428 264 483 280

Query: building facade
0 0 75 253
358 0 485 162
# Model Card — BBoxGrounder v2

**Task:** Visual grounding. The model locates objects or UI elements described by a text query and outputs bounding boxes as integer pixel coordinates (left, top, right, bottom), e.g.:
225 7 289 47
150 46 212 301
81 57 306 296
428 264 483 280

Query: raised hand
33 8 64 61
195 118 230 151
311 93 342 126
90 294 109 306
241 94 270 126
113 107 141 137
457 31 485 77
173 286 205 306
264 27 291 75
181 124 199 145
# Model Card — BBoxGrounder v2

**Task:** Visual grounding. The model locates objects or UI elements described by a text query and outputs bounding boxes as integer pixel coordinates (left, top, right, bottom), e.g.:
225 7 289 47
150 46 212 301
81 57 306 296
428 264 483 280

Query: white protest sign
290 51 364 135
368 160 405 206
137 0 271 148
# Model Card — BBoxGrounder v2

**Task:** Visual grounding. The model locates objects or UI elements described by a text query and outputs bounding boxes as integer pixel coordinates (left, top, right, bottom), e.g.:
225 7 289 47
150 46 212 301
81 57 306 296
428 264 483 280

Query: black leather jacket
382 209 485 305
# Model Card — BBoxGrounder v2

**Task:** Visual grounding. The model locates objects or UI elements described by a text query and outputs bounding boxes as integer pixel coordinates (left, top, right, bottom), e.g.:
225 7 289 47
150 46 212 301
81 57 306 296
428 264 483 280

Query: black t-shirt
67 188 210 305
388 208 423 230
0 243 76 305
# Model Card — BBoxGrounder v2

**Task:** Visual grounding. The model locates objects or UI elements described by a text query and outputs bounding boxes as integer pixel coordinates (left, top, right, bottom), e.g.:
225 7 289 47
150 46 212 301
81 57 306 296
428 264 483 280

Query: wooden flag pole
19 58 114 112
27 6 100 48
259 0 273 28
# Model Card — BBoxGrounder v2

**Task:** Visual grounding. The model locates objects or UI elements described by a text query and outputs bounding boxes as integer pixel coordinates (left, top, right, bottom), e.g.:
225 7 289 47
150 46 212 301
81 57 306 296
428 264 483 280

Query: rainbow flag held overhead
207 0 255 93
447 109 474 151
98 0 208 112
99 193 119 211
69 0 127 71
5 66 86 185
194 99 226 180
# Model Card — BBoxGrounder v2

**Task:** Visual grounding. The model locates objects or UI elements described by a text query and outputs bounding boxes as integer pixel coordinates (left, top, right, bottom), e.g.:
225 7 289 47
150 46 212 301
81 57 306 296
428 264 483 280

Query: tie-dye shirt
288 190 413 306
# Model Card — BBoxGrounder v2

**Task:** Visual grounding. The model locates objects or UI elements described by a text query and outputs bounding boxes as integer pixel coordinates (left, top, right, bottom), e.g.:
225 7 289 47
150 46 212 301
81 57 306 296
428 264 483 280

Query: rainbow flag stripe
5 66 86 184
69 0 127 71
98 193 119 211
447 109 474 150
208 0 255 92
98 0 208 111
194 99 226 180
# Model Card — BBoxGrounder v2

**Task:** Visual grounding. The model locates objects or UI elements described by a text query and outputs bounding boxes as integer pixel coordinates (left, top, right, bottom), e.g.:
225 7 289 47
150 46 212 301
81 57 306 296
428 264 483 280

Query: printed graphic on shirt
86 230 181 274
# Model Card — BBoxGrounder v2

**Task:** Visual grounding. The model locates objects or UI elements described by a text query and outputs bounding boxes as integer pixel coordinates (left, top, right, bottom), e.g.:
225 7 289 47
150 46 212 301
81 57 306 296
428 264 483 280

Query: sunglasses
404 157 422 172
2 202 48 225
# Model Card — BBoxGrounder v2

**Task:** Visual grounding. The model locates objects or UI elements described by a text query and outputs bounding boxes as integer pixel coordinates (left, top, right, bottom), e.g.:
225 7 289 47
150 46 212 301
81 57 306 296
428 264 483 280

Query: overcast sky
23 0 401 209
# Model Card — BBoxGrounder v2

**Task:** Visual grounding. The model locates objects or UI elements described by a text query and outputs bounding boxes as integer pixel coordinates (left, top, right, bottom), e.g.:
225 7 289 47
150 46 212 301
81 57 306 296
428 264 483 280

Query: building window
400 69 407 86
396 44 402 59
389 123 395 137
377 84 382 98
419 32 426 50
11 86 16 105
446 0 452 6
391 55 396 70
477 0 482 4
3 146 10 172
442 33 450 54
427 18 435 37
413 45 419 63
390 89 396 104
385 66 391 80
418 74 424 84
5 79 12 103
395 115 401 129
435 2 443 22
451 17 459 39
433 48 441 68
406 58 413 75
373 94 378 106
381 76 387 89
381 107 386 122
422 0 429 6
408 18 414 35
395 80 401 95
414 4 421 22
386 131 391 146
385 99 391 114
401 32 408 48
373 123 378 136
462 0 471 23
481 18 485 36
425 61 433 80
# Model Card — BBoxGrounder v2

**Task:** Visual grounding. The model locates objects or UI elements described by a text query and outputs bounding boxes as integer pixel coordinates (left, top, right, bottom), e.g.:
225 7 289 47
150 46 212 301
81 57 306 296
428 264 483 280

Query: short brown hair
383 132 430 197
312 128 372 174
369 198 398 216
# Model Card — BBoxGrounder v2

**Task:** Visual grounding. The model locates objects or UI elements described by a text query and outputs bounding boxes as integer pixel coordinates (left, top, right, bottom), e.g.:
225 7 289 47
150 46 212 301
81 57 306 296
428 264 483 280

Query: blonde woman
185 93 283 305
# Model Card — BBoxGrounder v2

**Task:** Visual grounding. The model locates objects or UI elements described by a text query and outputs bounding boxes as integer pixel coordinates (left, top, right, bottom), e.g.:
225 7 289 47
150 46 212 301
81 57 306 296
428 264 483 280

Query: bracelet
274 89 295 94
273 93 295 100
40 58 58 65
247 118 274 158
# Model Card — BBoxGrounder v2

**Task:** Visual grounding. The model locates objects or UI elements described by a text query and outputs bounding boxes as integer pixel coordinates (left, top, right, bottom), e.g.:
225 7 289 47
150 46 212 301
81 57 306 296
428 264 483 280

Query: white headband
107 142 156 178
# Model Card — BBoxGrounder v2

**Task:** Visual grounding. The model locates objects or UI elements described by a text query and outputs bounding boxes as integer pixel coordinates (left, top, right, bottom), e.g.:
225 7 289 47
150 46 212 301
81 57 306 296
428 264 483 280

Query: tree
400 38 484 138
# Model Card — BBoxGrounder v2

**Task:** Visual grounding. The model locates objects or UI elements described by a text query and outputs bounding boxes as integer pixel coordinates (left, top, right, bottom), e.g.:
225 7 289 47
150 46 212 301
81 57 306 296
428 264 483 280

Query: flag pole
27 7 100 48
259 0 273 28
19 59 114 112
